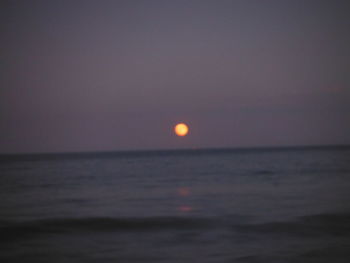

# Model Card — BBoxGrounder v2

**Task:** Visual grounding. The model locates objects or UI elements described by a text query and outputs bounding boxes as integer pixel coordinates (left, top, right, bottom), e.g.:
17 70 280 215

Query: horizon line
0 143 349 157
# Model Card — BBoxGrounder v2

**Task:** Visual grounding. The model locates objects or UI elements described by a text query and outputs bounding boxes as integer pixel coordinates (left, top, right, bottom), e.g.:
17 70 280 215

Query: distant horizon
1 143 349 156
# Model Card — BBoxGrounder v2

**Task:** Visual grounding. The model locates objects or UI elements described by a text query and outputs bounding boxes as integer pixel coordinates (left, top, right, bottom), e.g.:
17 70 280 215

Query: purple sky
1 0 349 153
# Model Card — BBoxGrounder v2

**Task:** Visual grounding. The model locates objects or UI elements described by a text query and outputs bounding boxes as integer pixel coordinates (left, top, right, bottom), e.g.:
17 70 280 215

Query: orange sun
174 123 189 136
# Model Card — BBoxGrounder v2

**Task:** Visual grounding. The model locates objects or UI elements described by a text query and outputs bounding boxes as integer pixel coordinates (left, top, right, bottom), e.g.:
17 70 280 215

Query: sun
174 123 189 137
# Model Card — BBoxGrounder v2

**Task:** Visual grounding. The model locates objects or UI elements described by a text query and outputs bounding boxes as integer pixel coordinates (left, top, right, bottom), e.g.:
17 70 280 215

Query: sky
1 0 349 153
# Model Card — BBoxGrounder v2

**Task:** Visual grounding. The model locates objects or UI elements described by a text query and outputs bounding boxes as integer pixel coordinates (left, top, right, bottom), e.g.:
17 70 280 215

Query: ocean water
0 146 350 262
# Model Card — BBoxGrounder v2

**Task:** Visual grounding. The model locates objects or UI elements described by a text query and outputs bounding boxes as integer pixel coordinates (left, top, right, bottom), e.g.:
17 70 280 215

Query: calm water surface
1 146 350 262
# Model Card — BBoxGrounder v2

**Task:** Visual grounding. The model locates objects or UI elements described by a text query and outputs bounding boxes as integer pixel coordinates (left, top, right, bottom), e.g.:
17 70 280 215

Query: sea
0 146 349 262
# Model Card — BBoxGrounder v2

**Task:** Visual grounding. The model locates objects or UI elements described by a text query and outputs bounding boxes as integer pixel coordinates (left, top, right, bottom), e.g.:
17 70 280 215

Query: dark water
1 146 350 262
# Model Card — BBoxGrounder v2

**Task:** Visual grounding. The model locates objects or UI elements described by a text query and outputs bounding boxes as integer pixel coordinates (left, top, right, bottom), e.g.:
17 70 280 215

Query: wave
0 216 214 241
234 212 350 237
1 212 350 242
